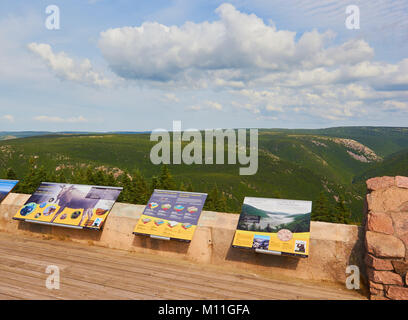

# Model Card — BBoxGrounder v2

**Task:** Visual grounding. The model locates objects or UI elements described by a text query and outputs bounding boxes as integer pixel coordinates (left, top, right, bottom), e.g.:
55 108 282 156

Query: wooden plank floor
0 232 365 300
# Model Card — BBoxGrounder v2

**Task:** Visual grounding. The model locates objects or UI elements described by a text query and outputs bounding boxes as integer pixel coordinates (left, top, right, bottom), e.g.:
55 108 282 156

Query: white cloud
206 101 223 110
1 115 15 122
163 93 180 103
98 3 372 82
22 3 407 125
34 115 88 123
28 43 112 87
186 100 223 111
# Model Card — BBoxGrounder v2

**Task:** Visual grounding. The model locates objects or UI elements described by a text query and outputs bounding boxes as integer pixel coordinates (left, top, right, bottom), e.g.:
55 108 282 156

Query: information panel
13 182 122 230
232 197 312 258
0 179 19 203
133 189 207 242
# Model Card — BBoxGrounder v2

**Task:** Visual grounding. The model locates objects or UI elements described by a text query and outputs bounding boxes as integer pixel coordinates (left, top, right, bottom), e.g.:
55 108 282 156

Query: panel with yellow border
232 229 310 256
133 214 197 241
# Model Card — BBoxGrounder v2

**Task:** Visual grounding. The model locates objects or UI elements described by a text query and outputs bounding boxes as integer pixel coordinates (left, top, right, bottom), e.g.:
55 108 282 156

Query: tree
132 170 149 204
118 171 134 203
205 184 220 211
312 191 331 222
18 158 47 194
6 168 17 180
334 194 351 224
158 165 176 190
216 191 227 212
150 176 160 193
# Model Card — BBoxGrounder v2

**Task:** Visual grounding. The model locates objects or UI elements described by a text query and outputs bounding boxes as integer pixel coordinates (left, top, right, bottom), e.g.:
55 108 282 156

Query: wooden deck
0 232 365 300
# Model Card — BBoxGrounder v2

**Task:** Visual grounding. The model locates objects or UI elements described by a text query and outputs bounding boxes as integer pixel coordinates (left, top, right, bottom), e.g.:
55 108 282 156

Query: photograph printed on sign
13 182 122 229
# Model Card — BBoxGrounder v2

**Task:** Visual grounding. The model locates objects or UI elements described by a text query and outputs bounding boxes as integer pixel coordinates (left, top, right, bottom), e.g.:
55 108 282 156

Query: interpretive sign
13 182 122 230
133 189 207 241
232 197 312 257
0 179 19 203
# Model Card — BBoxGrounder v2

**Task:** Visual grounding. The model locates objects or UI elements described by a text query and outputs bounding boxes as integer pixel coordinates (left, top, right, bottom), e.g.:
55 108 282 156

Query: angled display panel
13 182 122 230
0 179 19 203
232 197 312 258
133 189 207 242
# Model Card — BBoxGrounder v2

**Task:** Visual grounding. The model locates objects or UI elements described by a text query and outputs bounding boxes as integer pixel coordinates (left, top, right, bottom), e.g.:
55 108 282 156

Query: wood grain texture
0 232 365 300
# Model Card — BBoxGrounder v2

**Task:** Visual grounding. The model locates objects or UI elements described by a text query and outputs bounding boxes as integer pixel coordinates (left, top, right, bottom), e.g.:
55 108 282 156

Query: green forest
4 159 229 213
2 127 408 225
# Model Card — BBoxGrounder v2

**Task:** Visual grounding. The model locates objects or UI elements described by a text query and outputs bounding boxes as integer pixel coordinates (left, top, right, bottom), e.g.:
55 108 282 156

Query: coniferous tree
19 159 47 194
6 168 17 180
205 184 220 211
158 165 176 190
150 176 160 193
56 170 67 183
132 170 149 204
186 182 193 192
334 194 351 224
118 171 134 203
312 191 331 222
216 191 227 212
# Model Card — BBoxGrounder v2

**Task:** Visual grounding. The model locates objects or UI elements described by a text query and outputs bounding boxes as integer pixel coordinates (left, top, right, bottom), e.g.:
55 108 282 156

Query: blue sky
0 0 407 131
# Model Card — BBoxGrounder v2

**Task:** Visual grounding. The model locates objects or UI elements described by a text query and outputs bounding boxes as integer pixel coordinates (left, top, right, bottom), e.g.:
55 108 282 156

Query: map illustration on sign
133 189 207 241
232 197 312 257
13 182 122 230
0 179 19 203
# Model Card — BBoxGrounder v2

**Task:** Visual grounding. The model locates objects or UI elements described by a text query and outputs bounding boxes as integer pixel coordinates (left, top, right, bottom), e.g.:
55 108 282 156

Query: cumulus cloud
162 93 180 103
28 43 112 87
1 115 15 122
98 3 373 82
186 100 223 111
34 115 88 123
24 3 407 124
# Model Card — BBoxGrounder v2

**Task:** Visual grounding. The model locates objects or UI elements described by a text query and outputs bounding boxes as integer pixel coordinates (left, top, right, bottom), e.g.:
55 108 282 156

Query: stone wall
0 193 366 288
365 176 408 300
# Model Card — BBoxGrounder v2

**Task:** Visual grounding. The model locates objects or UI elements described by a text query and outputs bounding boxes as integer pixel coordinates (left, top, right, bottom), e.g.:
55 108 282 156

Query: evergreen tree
334 194 351 224
158 165 176 190
215 191 227 212
132 170 149 204
205 184 219 211
6 168 17 180
56 170 67 183
186 182 193 192
312 191 331 222
179 181 187 191
150 175 160 193
118 171 134 203
18 159 47 194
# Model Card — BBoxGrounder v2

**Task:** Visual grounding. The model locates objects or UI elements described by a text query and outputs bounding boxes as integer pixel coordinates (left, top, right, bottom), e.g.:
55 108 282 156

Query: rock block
369 281 384 290
366 231 405 258
367 269 403 285
396 176 408 189
367 212 393 234
390 211 408 236
392 260 408 275
365 254 393 270
386 286 408 300
367 176 395 191
367 188 408 213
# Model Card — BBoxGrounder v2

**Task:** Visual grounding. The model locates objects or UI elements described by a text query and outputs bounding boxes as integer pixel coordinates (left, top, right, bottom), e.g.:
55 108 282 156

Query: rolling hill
1 127 408 223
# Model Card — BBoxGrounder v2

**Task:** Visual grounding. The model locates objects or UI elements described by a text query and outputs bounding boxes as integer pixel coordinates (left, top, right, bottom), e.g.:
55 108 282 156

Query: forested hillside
1 127 408 224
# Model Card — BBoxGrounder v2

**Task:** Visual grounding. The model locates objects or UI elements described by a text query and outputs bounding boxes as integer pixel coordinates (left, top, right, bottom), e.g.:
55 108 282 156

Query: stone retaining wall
365 176 408 300
0 192 365 288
